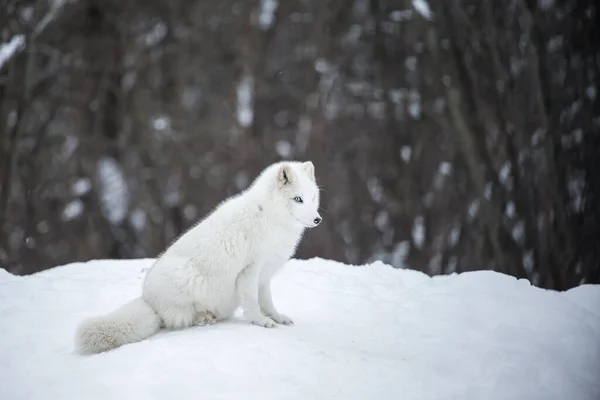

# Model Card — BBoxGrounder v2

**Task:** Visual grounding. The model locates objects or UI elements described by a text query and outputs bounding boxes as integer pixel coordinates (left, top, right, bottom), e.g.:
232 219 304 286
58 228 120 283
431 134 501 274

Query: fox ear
277 164 295 188
302 161 315 182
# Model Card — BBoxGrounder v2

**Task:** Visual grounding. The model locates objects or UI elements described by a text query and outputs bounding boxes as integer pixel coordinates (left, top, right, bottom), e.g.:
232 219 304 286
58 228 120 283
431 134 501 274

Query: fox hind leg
194 311 218 326
156 304 196 330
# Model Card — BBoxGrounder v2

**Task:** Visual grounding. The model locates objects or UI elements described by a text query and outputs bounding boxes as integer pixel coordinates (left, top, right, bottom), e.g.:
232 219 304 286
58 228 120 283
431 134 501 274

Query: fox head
273 161 322 229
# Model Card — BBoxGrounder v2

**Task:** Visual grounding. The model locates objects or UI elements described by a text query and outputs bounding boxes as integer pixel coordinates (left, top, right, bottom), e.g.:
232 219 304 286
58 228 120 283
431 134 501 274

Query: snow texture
258 0 278 30
0 35 25 70
499 162 511 183
62 199 84 221
412 215 426 248
408 90 421 119
275 140 293 158
400 145 412 162
129 209 147 232
236 74 254 127
448 225 461 247
152 115 171 131
412 0 433 20
96 157 129 224
505 201 516 218
1 258 599 400
72 178 91 196
143 22 167 47
468 199 480 220
438 162 452 176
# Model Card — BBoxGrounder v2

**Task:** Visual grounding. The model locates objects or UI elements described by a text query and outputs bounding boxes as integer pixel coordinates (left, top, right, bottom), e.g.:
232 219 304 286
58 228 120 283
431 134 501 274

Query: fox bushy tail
75 297 162 354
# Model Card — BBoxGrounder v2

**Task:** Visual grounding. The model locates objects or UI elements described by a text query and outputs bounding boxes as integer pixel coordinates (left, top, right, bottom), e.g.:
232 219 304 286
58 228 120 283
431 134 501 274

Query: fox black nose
314 217 322 225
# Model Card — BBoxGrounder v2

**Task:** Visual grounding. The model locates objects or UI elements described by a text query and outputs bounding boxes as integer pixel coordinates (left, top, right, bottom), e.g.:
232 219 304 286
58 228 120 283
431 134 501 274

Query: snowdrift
0 258 599 400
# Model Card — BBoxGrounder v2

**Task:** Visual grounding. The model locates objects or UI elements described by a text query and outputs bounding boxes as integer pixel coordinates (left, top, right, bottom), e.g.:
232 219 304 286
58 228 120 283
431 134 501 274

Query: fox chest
252 230 301 266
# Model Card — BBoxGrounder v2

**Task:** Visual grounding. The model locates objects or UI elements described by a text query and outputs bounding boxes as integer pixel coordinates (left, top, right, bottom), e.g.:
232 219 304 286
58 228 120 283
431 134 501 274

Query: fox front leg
259 281 294 325
236 264 277 328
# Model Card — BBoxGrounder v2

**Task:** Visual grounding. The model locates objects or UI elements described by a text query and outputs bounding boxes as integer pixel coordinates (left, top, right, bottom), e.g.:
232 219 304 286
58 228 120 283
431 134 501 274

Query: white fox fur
75 161 322 354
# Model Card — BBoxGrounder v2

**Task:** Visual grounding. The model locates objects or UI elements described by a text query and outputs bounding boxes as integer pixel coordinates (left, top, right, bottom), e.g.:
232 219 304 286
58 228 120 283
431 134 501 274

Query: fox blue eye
293 196 303 203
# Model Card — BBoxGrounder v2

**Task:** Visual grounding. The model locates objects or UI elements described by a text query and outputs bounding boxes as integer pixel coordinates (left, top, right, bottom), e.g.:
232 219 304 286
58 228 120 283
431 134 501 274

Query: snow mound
0 258 599 400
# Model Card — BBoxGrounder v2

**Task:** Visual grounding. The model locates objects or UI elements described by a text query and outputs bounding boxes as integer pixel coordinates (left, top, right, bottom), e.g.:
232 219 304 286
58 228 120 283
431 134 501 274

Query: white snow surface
1 257 599 400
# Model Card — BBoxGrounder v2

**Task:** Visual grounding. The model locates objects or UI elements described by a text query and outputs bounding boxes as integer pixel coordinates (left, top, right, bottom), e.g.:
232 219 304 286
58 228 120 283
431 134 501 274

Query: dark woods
1 0 598 290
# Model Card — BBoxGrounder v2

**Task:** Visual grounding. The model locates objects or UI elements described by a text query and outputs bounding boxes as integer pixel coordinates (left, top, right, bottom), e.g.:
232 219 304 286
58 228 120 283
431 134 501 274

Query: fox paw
250 317 277 328
270 313 294 326
194 312 217 326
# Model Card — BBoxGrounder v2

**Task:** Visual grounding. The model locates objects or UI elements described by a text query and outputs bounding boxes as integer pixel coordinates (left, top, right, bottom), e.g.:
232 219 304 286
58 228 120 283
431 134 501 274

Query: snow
25 236 36 249
275 140 293 158
412 215 426 248
405 56 417 71
143 22 167 47
367 177 383 203
20 6 34 22
586 86 597 101
468 199 480 220
374 210 389 230
505 201 516 218
236 74 254 128
128 209 147 232
164 173 181 207
484 181 493 199
1 258 599 400
235 170 250 190
391 241 410 266
314 59 342 120
258 0 278 30
568 172 585 212
121 71 136 93
438 161 452 176
343 24 362 45
6 110 18 129
531 128 545 146
152 115 171 131
499 162 512 183
400 145 412 162
182 204 197 221
62 199 84 221
314 58 331 74
96 157 129 224
447 225 461 247
408 90 422 119
72 178 92 196
0 35 25 71
36 220 50 234
523 250 534 274
295 116 312 154
412 0 433 20
512 220 525 244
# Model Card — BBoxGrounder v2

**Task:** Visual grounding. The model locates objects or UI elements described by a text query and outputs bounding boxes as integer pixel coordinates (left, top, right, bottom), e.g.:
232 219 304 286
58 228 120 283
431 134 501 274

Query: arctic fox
75 161 322 354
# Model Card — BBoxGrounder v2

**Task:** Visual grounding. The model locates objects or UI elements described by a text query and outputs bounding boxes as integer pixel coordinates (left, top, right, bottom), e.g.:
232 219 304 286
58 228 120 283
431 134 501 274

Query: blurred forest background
1 0 598 290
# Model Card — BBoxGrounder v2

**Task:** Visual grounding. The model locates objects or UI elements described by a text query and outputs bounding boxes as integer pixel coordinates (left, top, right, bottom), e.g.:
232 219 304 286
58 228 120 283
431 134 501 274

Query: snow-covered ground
1 258 599 400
